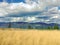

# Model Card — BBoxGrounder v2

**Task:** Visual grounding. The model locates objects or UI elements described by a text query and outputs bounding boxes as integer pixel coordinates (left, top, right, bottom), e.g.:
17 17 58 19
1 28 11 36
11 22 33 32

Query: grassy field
0 28 60 45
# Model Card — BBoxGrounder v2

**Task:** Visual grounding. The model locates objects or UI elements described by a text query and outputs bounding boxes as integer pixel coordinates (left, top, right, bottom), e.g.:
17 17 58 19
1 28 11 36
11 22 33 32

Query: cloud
0 17 37 22
0 0 59 17
0 0 60 23
0 17 23 22
25 17 37 22
25 0 59 6
0 2 46 17
48 7 58 14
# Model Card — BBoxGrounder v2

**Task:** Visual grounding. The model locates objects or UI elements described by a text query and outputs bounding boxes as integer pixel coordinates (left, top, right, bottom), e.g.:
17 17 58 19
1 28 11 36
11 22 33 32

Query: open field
0 29 60 45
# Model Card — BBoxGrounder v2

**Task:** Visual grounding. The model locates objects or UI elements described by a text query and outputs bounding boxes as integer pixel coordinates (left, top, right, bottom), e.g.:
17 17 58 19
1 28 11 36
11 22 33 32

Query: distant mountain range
0 22 59 29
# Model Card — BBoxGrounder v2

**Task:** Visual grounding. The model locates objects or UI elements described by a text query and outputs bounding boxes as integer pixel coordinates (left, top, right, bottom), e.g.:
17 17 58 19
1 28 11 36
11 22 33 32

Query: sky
0 0 25 3
0 0 60 23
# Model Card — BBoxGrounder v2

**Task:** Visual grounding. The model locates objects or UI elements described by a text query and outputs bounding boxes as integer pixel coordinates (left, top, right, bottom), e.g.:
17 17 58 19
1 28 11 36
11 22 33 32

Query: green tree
28 25 33 29
47 26 51 29
8 22 11 28
54 23 59 29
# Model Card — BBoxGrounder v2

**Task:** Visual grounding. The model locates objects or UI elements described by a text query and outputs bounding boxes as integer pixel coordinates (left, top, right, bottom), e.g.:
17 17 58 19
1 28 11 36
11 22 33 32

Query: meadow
0 28 60 45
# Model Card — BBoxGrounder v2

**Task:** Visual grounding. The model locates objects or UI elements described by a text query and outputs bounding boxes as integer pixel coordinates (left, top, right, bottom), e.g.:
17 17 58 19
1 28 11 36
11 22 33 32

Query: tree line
27 23 59 30
8 22 59 30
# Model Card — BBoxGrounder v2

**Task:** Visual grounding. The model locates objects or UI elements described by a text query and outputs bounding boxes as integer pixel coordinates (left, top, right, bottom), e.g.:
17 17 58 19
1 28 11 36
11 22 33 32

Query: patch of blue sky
0 0 25 3
0 0 3 2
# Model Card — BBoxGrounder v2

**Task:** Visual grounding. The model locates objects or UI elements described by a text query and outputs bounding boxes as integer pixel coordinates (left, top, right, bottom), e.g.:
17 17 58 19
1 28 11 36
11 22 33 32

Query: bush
8 22 11 28
28 25 33 29
47 26 51 29
54 23 59 29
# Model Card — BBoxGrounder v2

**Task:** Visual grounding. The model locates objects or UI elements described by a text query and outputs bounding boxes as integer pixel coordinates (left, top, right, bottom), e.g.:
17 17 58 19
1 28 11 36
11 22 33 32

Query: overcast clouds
0 0 60 23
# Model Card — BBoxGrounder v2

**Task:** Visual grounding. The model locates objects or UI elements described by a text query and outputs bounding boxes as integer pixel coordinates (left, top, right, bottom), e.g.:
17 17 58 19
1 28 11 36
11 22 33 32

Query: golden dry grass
0 28 60 45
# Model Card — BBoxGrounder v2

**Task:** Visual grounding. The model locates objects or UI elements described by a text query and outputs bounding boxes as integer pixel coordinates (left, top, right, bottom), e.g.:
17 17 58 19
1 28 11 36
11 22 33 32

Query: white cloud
0 17 37 22
0 2 46 17
51 15 59 19
26 17 37 22
0 8 8 16
0 0 59 17
0 17 23 22
0 0 60 23
10 17 23 22
48 7 58 13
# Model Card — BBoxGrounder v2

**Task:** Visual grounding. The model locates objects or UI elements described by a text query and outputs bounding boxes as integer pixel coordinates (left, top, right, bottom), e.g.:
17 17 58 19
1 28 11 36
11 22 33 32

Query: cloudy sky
0 0 60 23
